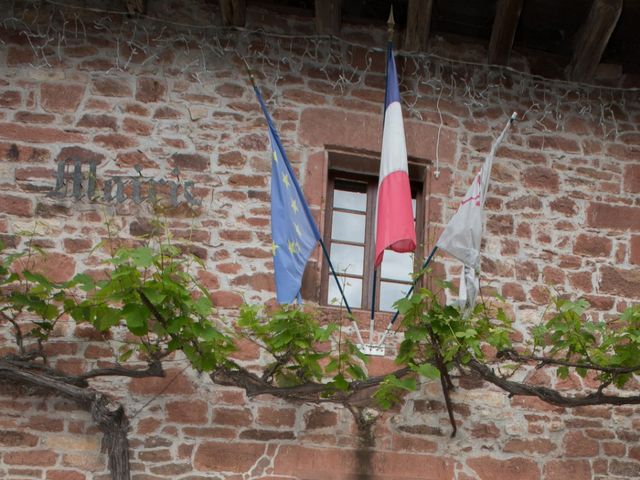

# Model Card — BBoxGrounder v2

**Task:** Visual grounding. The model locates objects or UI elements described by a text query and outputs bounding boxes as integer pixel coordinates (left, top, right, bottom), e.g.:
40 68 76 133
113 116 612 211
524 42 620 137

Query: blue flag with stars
254 86 320 304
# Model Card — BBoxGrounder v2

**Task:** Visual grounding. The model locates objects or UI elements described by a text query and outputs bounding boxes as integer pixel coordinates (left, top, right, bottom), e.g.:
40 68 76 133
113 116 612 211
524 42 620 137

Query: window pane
412 198 417 218
327 276 362 309
381 251 414 281
331 211 365 243
334 189 366 212
379 281 412 312
331 244 364 275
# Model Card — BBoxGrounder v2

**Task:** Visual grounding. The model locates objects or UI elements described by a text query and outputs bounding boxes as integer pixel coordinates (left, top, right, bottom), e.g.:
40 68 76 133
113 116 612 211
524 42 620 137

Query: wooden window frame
320 150 427 312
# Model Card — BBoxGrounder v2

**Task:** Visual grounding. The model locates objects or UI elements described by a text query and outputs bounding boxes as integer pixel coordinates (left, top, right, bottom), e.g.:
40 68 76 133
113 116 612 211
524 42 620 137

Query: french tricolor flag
374 45 416 267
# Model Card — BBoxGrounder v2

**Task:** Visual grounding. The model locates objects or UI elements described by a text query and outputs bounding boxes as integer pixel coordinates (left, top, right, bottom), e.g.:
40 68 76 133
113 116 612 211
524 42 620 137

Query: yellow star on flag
291 198 299 213
272 151 278 163
282 173 290 188
271 242 279 256
288 240 298 254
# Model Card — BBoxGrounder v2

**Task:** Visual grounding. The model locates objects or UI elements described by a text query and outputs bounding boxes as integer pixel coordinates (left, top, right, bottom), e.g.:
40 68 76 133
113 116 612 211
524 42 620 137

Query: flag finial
387 5 395 42
241 56 257 89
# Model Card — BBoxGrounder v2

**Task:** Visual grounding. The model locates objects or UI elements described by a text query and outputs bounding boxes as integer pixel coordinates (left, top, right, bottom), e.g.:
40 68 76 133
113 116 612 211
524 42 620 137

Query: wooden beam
403 0 434 52
567 0 623 82
315 0 343 35
487 0 524 65
219 0 246 27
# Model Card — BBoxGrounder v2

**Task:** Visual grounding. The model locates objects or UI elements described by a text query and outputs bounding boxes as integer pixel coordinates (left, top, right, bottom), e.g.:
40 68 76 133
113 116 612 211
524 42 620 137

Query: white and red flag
374 45 416 267
436 113 516 309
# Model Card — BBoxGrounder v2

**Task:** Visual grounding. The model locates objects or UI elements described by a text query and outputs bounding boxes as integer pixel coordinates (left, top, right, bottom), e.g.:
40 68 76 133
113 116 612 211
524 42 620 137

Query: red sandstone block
609 460 640 477
129 368 195 395
468 423 500 439
0 122 85 144
136 77 166 103
527 134 581 153
94 133 137 149
166 400 208 424
171 152 209 171
304 409 338 429
194 441 265 472
587 203 640 230
573 233 612 257
8 468 47 479
218 150 245 168
599 265 640 298
563 431 599 457
40 84 85 113
56 146 105 164
43 342 79 356
544 459 591 480
568 271 593 293
76 114 117 130
0 193 33 217
215 83 245 98
196 270 220 290
0 90 22 108
229 173 267 187
182 426 237 439
229 338 260 361
607 143 640 162
219 230 252 242
123 117 153 135
256 407 296 428
602 441 626 456
55 358 86 376
116 151 157 169
46 470 86 480
7 47 36 65
137 449 173 462
63 238 93 253
4 449 57 466
543 266 565 285
211 291 243 308
212 407 253 427
0 142 49 162
624 164 640 193
83 344 112 359
0 430 38 447
92 77 133 97
523 166 560 192
153 105 183 119
503 438 556 454
467 456 539 480
230 273 274 292
13 252 76 282
136 417 161 435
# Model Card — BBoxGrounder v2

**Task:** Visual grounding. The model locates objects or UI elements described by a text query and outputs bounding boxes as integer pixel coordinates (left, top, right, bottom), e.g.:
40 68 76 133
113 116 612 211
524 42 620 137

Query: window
321 152 426 312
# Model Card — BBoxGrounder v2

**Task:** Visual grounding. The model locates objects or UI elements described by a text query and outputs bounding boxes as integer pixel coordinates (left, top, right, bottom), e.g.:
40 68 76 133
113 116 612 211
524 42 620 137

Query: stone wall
0 1 639 479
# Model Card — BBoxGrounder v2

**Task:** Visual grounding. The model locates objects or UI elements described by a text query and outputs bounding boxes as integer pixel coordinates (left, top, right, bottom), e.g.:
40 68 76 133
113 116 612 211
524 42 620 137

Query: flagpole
367 6 397 346
243 58 363 344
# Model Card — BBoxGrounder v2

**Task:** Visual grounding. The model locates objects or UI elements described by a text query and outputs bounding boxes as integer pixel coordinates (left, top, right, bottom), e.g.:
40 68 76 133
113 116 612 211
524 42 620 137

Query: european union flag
254 87 320 304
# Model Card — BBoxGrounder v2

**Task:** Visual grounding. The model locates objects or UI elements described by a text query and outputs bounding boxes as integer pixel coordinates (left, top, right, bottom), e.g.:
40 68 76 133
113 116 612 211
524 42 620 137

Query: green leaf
23 271 56 289
140 286 166 305
332 373 349 391
193 296 213 316
119 349 134 362
122 303 149 336
413 363 441 379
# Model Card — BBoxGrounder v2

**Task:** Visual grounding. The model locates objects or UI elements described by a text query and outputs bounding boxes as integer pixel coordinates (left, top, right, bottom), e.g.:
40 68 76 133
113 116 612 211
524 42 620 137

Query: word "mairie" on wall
48 159 201 207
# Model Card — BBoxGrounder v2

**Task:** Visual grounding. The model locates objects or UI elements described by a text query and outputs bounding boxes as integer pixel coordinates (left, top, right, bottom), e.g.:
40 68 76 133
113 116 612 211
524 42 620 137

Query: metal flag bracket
357 344 385 356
